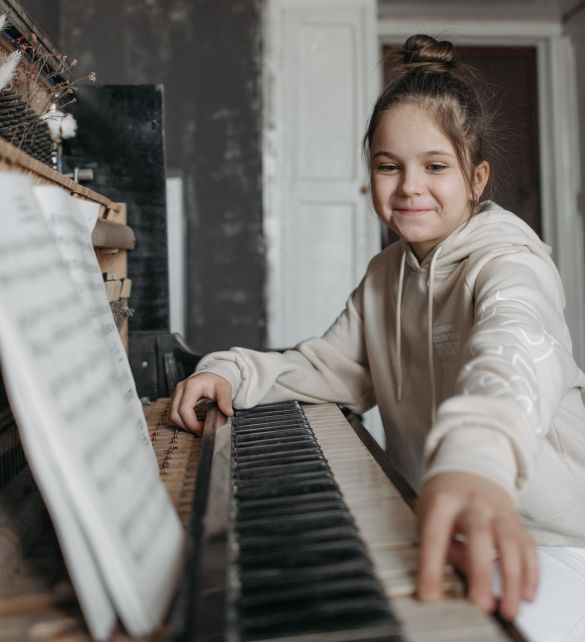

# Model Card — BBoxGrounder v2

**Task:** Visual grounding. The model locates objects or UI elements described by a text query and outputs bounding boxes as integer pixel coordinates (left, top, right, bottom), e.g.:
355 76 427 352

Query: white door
264 0 379 349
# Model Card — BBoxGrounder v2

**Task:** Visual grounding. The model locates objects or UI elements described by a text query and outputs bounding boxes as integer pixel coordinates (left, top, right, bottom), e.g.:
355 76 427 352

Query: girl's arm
425 248 577 498
416 249 580 619
170 280 375 432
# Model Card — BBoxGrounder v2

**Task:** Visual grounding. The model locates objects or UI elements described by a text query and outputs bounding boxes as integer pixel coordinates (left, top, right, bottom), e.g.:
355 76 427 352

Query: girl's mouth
393 208 434 215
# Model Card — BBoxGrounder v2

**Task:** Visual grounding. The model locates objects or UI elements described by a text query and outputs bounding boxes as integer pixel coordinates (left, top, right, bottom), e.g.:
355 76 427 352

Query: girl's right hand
416 471 538 621
169 372 234 435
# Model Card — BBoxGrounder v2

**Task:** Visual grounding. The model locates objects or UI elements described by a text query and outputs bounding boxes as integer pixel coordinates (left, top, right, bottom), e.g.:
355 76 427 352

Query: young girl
170 35 585 641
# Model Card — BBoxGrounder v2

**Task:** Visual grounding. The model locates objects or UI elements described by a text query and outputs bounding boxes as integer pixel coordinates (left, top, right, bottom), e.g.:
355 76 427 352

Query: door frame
378 17 585 368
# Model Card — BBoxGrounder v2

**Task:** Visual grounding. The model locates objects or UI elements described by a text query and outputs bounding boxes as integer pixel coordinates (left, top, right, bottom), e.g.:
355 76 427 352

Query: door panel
269 0 378 347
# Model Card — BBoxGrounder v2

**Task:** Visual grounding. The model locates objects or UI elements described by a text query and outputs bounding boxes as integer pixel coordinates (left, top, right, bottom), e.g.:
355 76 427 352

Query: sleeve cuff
423 426 519 500
195 359 241 399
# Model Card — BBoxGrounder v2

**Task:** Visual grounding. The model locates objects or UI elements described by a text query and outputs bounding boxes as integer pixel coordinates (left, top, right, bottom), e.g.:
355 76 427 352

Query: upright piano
0 35 523 641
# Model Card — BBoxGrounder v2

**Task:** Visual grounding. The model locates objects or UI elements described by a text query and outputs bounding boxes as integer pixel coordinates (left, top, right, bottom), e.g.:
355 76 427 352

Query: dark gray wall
15 0 60 45
18 0 266 353
566 8 585 219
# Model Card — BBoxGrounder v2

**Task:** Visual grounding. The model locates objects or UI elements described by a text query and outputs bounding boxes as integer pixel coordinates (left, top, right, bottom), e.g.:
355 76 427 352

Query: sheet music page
33 186 153 452
74 197 100 232
0 365 116 641
0 174 184 637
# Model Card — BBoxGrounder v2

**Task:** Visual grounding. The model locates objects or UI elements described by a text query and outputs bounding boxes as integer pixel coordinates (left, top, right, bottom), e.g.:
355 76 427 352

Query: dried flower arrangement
0 11 96 168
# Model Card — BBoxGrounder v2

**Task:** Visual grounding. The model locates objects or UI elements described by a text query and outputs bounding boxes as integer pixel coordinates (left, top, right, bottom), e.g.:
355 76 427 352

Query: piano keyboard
171 400 516 642
0 399 519 641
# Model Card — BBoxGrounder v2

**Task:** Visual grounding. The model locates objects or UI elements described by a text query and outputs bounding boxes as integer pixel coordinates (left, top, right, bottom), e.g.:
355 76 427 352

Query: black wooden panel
61 84 169 332
458 46 541 237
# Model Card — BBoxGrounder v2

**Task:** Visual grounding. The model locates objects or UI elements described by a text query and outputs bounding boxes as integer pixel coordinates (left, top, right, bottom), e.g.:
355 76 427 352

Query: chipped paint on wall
51 0 266 352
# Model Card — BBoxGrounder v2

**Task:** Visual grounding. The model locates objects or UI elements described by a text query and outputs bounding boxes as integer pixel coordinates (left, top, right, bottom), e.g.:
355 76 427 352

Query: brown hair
364 34 494 202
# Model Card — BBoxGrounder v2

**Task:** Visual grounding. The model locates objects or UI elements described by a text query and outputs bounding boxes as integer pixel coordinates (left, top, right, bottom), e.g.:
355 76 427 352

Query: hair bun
402 34 455 68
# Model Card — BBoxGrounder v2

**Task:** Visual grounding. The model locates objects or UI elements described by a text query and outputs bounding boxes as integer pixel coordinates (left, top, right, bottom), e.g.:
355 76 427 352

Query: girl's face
370 102 489 260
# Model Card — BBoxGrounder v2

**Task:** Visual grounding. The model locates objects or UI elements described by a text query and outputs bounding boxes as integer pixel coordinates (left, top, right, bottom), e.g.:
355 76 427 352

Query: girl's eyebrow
371 149 456 159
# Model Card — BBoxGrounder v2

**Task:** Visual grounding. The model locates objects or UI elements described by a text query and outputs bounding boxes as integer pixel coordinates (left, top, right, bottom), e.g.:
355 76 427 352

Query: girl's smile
370 102 489 260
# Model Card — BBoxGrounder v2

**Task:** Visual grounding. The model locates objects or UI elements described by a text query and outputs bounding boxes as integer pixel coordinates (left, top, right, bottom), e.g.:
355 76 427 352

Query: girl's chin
388 223 432 243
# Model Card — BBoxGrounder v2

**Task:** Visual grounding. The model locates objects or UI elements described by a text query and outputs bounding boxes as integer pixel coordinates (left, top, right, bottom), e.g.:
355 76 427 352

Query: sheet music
1 365 116 640
33 186 153 452
0 175 184 638
74 197 100 232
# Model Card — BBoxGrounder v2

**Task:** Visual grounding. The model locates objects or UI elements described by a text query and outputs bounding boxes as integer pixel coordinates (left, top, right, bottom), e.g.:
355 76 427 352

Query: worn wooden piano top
0 399 518 641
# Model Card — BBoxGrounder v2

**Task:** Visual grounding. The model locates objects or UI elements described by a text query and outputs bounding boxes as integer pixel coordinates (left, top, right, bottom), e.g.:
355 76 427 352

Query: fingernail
419 587 440 601
471 591 493 612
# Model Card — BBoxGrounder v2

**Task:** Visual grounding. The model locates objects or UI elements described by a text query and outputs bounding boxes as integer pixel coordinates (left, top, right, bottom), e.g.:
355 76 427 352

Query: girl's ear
473 161 490 201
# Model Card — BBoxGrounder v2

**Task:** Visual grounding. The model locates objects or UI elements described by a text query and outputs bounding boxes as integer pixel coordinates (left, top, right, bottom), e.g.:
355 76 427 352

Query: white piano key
391 596 510 641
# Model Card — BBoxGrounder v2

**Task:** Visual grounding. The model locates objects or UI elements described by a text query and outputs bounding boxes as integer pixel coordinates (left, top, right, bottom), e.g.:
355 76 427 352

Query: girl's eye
428 163 448 172
377 163 399 172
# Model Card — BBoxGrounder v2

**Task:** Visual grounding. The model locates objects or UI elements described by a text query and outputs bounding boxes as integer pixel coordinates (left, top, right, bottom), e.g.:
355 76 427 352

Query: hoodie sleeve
423 248 583 498
194 277 375 413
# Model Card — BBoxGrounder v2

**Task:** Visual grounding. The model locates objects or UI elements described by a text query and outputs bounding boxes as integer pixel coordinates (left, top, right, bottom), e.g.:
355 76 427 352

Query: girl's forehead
372 103 455 153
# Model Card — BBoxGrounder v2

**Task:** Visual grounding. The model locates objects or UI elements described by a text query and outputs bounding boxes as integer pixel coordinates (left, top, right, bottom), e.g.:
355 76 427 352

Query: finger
177 383 205 434
522 534 539 602
462 515 495 613
494 529 522 621
447 537 470 576
417 500 457 601
179 400 204 434
168 382 186 429
216 379 234 417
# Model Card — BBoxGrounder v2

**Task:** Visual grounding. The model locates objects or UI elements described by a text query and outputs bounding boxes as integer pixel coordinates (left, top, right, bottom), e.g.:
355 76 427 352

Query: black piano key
235 460 330 483
240 596 399 640
234 440 317 457
235 413 308 426
238 525 362 553
235 402 304 414
236 436 317 451
237 497 346 521
239 576 385 610
235 427 310 443
238 539 369 571
236 449 323 466
235 417 310 430
236 470 335 491
240 558 378 592
236 508 354 536
235 476 339 501
236 490 341 510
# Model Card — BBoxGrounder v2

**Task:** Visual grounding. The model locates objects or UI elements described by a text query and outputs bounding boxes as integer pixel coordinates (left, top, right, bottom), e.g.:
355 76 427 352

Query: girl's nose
399 169 424 196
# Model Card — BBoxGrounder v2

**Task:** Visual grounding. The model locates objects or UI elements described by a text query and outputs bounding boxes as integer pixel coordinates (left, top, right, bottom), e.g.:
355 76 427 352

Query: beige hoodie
197 202 585 546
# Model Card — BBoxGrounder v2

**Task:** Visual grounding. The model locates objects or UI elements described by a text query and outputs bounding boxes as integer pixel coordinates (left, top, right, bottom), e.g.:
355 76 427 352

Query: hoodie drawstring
427 246 442 424
395 250 407 401
394 245 441 425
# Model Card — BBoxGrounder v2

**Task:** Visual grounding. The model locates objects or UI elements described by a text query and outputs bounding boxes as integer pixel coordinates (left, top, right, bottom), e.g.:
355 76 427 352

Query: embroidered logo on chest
432 323 460 357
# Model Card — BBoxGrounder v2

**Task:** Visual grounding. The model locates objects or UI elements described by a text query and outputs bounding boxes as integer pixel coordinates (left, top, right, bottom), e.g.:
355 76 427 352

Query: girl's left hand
416 471 539 620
